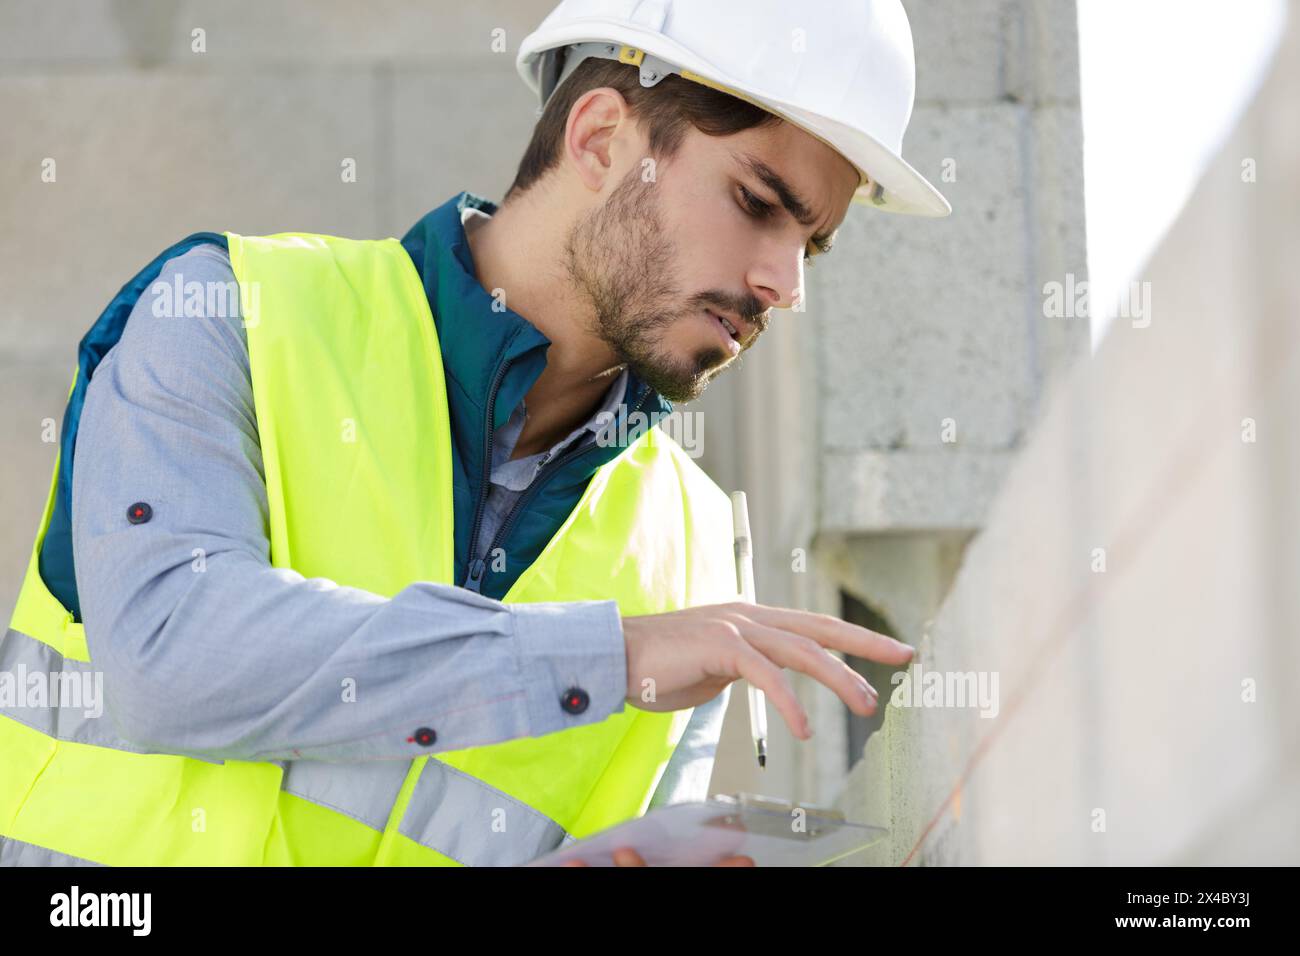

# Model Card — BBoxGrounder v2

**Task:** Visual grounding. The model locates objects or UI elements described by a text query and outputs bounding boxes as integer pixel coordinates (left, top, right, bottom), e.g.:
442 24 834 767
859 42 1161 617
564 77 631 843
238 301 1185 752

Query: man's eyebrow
735 151 839 244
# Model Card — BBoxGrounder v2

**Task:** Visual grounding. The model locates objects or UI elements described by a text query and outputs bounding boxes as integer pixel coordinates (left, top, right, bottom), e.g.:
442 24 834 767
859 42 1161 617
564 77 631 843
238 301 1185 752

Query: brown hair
504 56 782 202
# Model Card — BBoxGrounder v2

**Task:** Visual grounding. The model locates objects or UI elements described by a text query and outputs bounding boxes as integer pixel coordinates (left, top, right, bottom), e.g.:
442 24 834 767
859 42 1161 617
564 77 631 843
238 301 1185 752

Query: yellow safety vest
0 232 738 866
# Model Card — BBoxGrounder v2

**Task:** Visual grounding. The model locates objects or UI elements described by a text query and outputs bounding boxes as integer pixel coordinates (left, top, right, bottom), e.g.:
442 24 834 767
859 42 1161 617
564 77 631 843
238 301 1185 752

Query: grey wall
833 2 1300 865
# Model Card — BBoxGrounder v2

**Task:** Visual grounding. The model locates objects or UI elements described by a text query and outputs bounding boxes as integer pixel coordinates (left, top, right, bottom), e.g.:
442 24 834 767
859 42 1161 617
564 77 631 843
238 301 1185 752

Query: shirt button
126 502 152 525
410 727 437 747
561 687 589 715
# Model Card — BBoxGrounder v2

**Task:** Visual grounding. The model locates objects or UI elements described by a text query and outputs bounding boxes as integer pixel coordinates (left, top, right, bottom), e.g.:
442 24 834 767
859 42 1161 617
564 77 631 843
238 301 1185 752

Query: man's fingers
731 641 810 738
593 848 755 867
733 617 878 717
746 604 914 665
612 847 648 866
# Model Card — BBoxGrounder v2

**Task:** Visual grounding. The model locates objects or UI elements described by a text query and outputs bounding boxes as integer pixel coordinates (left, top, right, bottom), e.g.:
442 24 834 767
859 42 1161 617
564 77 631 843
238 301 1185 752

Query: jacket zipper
462 384 653 594
463 358 512 590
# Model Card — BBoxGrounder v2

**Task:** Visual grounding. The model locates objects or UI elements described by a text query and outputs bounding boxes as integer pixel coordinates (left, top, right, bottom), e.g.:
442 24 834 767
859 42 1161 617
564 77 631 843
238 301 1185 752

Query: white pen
731 491 768 769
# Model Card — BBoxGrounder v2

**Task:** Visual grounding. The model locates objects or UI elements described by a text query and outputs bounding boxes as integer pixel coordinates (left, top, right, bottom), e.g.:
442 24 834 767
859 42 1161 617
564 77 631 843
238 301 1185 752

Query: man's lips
705 309 742 356
712 307 752 340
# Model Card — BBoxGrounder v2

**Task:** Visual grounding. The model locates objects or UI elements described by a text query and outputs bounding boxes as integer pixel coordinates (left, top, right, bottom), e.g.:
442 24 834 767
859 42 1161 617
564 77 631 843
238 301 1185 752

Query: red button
561 687 589 715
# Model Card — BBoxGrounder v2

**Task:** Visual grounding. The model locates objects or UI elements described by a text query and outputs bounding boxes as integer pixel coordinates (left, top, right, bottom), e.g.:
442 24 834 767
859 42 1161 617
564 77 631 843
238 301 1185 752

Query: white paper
527 799 887 867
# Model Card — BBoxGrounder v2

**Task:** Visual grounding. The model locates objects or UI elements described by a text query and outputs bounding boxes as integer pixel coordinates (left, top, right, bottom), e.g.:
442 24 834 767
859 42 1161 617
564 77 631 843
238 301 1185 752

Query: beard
562 167 732 403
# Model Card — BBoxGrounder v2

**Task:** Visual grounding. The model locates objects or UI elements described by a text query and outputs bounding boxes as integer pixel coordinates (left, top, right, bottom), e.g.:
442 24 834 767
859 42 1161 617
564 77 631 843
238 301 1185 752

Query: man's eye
740 184 824 268
738 185 773 218
805 236 833 267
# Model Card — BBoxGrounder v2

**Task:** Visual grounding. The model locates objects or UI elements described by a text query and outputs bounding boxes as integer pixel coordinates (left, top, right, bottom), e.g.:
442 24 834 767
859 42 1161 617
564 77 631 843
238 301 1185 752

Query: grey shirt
70 229 726 808
474 360 628 563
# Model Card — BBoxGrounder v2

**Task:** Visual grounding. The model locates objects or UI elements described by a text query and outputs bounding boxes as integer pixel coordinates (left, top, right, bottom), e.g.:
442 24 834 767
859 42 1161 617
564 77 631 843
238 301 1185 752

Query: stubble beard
563 168 730 404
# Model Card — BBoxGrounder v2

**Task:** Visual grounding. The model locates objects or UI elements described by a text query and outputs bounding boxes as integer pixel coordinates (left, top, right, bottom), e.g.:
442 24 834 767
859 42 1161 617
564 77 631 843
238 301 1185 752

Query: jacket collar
399 191 672 482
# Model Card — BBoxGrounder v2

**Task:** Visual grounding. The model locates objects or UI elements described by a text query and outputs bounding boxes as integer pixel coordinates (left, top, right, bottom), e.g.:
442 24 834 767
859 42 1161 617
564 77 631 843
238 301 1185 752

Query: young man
0 0 947 867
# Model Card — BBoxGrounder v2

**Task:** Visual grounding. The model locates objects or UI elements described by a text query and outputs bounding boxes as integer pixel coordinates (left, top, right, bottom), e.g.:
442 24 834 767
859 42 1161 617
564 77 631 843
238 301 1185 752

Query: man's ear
563 87 633 193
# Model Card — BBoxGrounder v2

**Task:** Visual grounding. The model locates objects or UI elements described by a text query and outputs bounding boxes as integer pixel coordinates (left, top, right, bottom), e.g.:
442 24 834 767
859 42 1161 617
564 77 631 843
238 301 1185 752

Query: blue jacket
40 190 673 615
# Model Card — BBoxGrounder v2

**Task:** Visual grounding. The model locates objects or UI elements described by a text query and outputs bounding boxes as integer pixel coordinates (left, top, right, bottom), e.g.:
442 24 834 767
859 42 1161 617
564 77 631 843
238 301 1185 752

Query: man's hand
622 601 914 739
560 847 756 867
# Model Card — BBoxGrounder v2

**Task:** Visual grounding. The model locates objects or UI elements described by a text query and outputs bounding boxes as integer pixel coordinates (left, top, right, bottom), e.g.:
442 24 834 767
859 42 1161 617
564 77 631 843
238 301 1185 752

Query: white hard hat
516 0 951 217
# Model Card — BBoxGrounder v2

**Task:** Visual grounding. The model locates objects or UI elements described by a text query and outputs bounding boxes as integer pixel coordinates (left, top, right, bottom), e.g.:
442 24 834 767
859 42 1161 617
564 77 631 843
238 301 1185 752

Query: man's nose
746 245 803 311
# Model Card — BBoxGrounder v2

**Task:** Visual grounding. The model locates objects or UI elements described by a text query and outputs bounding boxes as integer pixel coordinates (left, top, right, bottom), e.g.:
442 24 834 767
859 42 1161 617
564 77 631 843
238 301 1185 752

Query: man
0 0 948 867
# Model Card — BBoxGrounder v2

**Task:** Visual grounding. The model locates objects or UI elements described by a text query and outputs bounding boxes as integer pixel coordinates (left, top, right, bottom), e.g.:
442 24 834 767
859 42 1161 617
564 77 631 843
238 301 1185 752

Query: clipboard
526 793 887 867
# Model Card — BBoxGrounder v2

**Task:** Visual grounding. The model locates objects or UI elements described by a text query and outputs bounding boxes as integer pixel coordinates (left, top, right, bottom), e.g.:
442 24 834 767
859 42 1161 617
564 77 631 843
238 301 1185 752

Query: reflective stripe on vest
0 835 104 867
396 759 569 866
0 626 567 867
0 626 151 752
1 232 738 866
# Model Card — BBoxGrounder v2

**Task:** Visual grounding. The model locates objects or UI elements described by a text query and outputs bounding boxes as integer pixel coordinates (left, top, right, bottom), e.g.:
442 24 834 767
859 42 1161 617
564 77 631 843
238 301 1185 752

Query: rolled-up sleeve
71 244 627 763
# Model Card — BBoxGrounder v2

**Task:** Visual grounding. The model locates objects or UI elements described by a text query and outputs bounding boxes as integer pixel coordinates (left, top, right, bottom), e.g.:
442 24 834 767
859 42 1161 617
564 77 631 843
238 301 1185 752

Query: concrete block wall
818 0 1088 533
836 2 1300 865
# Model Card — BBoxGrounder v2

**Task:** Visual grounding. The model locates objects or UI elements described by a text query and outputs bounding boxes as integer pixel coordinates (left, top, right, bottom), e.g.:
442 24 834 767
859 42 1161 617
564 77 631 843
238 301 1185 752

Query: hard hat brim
517 18 953 218
689 79 953 218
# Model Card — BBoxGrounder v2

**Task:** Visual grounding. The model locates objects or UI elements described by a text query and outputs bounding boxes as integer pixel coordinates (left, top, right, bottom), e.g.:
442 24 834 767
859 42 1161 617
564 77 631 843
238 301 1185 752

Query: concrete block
0 0 138 65
0 0 558 66
817 104 1033 454
902 0 1020 104
1004 0 1083 105
387 64 540 233
820 449 1013 531
1026 103 1089 387
0 68 382 359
